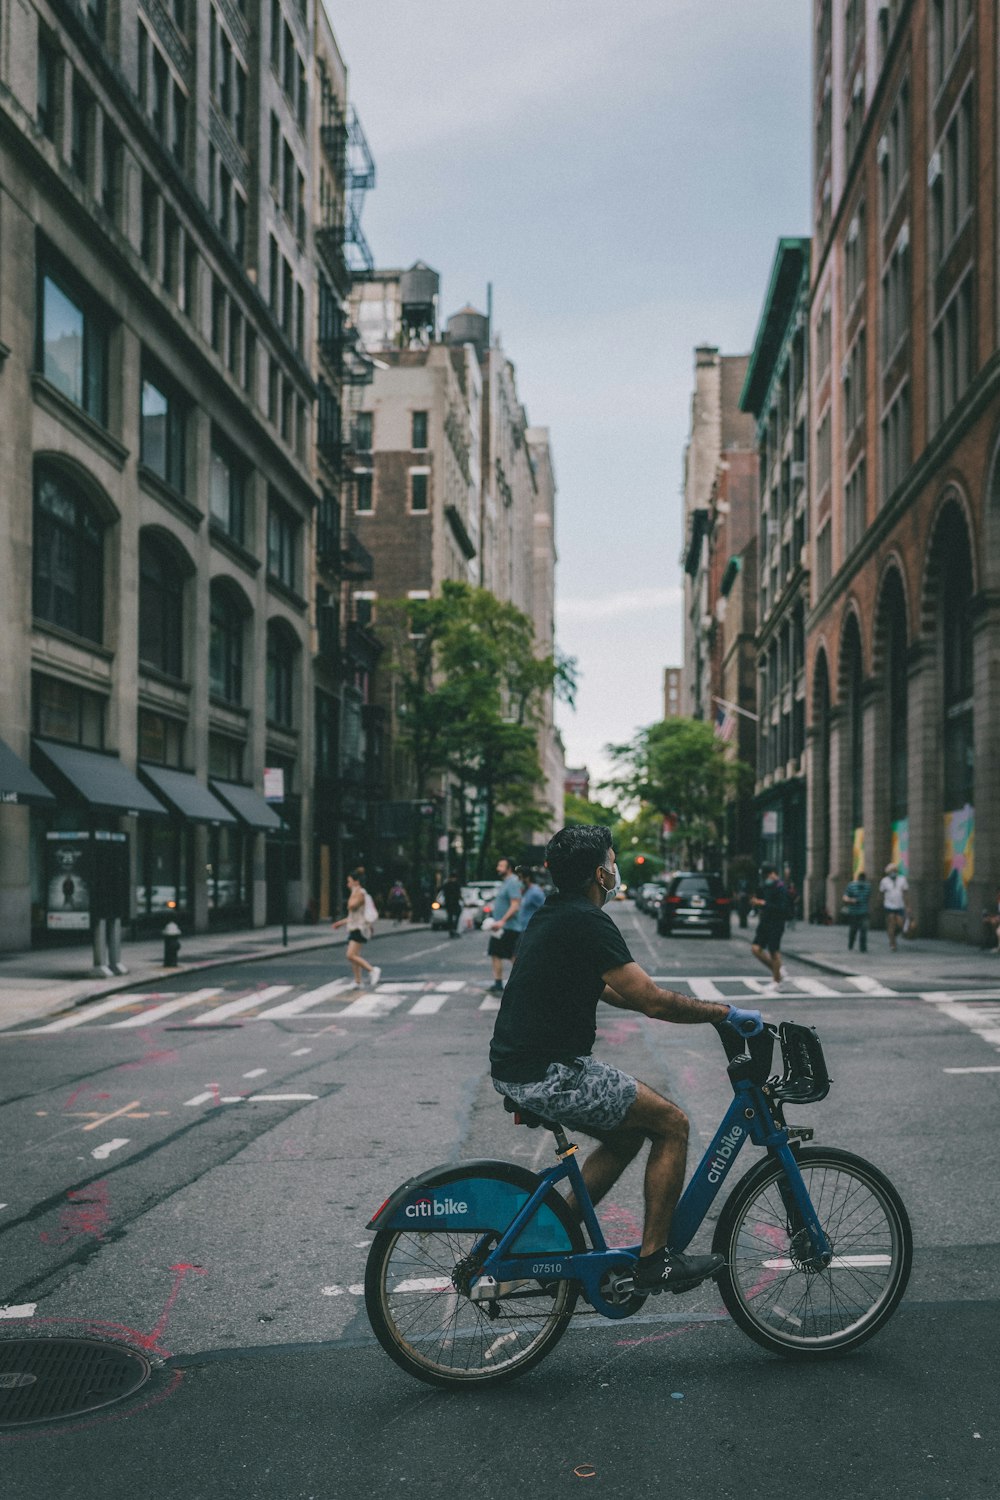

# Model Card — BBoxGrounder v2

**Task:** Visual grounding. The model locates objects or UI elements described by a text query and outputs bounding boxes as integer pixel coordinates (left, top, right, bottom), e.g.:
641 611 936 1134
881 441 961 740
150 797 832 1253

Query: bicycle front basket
774 1022 831 1104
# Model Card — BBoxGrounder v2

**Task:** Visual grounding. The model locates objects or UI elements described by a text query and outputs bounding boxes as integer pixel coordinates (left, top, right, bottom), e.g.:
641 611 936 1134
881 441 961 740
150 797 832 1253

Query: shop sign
46 832 91 930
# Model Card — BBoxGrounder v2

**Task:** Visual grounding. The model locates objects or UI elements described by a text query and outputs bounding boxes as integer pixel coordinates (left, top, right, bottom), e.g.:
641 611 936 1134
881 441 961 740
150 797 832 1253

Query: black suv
657 872 731 938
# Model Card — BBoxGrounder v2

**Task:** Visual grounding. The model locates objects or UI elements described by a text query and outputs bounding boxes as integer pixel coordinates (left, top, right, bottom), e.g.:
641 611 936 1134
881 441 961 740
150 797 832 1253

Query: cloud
558 587 683 621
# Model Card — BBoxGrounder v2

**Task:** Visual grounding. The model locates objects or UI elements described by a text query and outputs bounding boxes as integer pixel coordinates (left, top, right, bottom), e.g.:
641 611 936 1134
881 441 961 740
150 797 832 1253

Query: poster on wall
890 818 909 878
46 831 91 930
852 827 865 878
943 804 975 910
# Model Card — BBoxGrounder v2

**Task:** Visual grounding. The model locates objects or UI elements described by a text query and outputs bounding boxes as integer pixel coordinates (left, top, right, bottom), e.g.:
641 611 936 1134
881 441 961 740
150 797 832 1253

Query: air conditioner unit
847 215 859 244
800 545 809 570
853 69 865 100
841 358 850 382
791 460 806 485
897 220 910 252
927 151 942 186
876 134 889 164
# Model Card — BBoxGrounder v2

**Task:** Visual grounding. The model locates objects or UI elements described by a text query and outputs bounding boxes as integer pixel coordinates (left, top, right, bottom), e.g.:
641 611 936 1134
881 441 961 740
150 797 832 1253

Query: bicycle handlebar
725 1004 765 1037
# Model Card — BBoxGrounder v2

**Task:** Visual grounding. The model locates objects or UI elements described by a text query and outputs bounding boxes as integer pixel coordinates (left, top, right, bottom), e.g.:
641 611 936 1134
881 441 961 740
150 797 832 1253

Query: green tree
603 717 752 868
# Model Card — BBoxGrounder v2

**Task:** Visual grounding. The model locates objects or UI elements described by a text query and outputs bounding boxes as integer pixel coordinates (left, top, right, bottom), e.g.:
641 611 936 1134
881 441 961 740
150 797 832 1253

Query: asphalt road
1 904 997 1497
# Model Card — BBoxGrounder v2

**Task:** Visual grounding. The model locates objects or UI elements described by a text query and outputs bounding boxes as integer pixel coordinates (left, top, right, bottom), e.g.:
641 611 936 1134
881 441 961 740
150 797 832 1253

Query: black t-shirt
489 892 634 1082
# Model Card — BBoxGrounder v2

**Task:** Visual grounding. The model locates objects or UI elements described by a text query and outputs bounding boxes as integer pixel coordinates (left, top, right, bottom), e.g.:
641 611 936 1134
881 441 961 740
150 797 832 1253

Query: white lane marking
920 994 1000 1050
290 1047 312 1056
944 1065 1000 1074
255 978 354 1019
788 978 841 998
434 980 465 992
0 1303 37 1319
191 986 292 1024
479 996 501 1011
403 941 453 961
24 993 158 1033
108 988 223 1028
337 993 407 1018
321 1284 346 1297
408 992 450 1014
183 1092 216 1107
372 982 426 992
0 1204 7 1211
248 1093 318 1102
220 1096 244 1103
846 975 894 996
762 1254 893 1269
392 1277 452 1293
687 977 724 1001
242 1068 268 1078
91 1138 130 1160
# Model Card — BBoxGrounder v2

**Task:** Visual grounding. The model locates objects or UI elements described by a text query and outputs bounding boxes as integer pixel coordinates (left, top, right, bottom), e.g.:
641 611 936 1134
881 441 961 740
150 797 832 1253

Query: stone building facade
0 0 340 947
806 0 1000 939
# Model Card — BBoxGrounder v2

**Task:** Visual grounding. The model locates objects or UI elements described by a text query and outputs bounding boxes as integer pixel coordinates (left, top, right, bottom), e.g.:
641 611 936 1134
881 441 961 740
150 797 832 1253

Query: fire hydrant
162 922 181 967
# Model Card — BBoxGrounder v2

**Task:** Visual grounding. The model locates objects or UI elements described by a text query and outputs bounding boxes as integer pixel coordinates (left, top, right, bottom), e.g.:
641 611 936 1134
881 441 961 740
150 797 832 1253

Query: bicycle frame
475 1070 833 1320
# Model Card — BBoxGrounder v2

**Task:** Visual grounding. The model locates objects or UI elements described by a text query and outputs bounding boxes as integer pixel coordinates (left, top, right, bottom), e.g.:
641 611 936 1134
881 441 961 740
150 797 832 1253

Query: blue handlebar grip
726 1004 764 1037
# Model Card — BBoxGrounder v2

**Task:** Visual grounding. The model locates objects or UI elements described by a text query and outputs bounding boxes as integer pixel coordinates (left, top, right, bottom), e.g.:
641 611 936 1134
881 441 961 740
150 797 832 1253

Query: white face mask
599 862 621 904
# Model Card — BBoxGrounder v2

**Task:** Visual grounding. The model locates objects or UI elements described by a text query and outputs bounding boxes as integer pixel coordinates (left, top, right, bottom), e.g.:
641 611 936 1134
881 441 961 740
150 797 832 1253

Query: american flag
714 702 736 742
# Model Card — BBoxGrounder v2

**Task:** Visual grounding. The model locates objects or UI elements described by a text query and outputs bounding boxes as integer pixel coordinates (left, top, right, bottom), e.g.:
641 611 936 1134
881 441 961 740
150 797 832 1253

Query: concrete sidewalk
730 912 1000 986
0 919 430 1031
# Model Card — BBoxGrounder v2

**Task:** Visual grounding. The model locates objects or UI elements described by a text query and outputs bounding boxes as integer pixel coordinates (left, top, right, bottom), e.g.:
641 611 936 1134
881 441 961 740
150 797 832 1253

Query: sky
329 1 812 789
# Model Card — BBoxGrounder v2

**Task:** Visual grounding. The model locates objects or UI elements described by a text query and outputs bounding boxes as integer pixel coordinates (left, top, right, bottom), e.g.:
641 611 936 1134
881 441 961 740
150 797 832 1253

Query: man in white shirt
878 863 910 951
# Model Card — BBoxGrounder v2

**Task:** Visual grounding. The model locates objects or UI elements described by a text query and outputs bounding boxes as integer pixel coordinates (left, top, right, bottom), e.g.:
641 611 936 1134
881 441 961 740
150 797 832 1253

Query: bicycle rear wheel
713 1146 911 1357
365 1168 582 1389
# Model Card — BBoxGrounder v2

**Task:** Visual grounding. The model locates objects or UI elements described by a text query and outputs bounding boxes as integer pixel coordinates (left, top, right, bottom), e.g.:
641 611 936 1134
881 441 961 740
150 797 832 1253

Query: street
1 903 997 1498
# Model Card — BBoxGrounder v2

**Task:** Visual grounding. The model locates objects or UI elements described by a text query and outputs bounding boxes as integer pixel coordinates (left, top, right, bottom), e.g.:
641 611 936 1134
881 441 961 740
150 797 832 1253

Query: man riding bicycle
490 825 761 1295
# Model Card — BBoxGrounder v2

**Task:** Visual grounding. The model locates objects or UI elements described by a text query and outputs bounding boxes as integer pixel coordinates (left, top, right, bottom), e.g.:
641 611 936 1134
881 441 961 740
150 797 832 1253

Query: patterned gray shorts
493 1056 638 1135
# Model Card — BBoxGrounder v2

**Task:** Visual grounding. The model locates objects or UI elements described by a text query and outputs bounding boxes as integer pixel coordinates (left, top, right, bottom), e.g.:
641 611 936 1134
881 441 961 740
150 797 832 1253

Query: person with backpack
331 868 381 989
749 863 790 995
842 869 872 953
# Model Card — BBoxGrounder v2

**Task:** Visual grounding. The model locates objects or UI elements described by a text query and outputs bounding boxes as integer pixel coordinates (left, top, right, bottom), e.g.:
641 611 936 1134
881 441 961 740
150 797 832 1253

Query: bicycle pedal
786 1126 814 1141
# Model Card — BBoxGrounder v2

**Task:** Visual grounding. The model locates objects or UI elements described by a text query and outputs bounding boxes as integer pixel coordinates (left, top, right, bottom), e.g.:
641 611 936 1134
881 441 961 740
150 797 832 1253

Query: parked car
657 872 731 938
430 885 493 930
463 880 501 923
636 882 665 915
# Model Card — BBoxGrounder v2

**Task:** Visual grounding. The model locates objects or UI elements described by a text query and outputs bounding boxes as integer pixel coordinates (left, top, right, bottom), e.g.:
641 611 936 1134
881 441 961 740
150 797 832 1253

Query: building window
816 409 832 493
881 231 910 366
353 592 376 627
209 731 244 781
243 327 256 395
412 410 429 449
152 47 168 138
209 582 245 704
879 80 909 221
33 673 105 748
141 367 186 491
843 329 866 440
172 83 187 165
266 622 296 726
211 279 226 353
931 86 973 267
37 35 58 140
931 0 973 91
267 494 298 589
816 521 832 594
137 23 148 109
843 203 865 312
141 175 158 271
209 433 246 543
139 534 185 678
315 691 338 777
933 271 974 429
32 465 104 643
410 470 429 512
355 471 373 513
70 75 91 181
844 69 865 165
880 381 910 503
101 121 120 218
138 709 185 766
354 410 372 451
844 459 867 555
233 192 246 263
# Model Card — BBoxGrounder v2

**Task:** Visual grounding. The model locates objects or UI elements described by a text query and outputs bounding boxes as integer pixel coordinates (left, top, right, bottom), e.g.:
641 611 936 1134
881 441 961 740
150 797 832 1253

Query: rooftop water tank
400 261 440 308
446 306 490 359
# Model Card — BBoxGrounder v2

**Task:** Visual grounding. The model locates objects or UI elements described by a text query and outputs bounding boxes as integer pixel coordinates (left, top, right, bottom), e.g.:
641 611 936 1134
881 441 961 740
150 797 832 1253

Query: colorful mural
942 804 974 910
890 818 909 878
852 826 865 878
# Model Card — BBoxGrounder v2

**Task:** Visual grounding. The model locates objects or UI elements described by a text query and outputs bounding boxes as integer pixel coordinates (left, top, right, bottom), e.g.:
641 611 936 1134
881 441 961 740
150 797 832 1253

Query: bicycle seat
502 1096 551 1130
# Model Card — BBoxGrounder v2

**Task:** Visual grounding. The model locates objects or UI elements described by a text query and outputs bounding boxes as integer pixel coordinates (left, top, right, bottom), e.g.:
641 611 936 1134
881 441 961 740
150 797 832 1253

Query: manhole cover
0 1338 151 1427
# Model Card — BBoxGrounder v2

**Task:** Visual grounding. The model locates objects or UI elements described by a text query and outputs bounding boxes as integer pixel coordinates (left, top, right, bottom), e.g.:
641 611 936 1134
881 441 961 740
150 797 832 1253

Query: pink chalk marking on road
135 1262 207 1351
62 1084 111 1112
118 1046 180 1071
206 1081 222 1107
616 1320 711 1348
39 1180 111 1246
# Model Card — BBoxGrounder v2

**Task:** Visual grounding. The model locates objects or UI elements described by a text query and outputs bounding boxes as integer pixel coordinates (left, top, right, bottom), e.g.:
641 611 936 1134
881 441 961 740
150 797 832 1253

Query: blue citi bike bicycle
364 1020 912 1387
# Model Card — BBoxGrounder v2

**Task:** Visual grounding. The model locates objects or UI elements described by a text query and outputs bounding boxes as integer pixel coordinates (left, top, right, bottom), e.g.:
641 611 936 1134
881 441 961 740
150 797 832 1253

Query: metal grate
0 1338 150 1427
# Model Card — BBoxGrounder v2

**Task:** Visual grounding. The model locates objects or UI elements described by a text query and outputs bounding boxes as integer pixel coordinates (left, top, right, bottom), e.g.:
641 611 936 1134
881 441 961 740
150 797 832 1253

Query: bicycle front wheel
713 1146 912 1357
365 1169 582 1389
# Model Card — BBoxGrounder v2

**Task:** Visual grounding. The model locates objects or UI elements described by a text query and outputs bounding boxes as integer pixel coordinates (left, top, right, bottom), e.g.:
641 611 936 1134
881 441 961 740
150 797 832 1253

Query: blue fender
367 1158 579 1254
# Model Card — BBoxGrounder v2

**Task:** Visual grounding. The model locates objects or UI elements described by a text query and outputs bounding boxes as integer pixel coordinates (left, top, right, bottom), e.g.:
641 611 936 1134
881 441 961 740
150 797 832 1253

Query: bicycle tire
712 1146 912 1358
365 1163 584 1388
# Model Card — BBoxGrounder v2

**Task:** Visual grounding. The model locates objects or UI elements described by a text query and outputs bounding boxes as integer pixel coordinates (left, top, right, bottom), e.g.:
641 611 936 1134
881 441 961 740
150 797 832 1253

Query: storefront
208 780 284 929
137 764 239 933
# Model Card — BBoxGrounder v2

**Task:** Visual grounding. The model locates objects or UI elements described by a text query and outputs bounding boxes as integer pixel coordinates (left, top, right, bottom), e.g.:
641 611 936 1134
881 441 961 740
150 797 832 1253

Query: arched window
209 580 247 705
266 621 297 727
139 533 185 677
32 465 105 642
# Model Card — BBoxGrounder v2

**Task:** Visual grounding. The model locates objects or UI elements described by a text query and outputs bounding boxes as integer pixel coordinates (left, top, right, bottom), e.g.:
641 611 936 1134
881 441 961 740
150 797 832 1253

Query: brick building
806 0 1000 939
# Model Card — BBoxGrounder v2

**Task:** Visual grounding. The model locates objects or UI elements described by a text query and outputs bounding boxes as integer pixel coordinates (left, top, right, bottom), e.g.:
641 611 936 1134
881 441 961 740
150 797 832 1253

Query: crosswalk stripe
108 988 223 1028
255 978 354 1018
191 985 292 1024
337 992 407 1018
846 975 894 996
790 978 841 998
479 996 501 1011
434 981 465 992
24 992 159 1033
687 978 724 1000
408 992 450 1014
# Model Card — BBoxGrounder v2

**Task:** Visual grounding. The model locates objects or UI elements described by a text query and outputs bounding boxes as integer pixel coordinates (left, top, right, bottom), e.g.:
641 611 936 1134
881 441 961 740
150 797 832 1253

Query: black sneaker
488 980 504 995
633 1249 726 1296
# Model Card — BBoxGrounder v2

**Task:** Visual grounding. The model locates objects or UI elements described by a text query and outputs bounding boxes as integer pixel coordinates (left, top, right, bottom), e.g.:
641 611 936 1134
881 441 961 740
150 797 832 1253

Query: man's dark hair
545 825 612 893
517 866 538 883
497 855 515 872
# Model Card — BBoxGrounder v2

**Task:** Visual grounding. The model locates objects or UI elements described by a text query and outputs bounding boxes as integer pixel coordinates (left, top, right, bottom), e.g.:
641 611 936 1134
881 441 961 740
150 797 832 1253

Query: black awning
210 780 284 832
33 739 169 818
139 765 238 826
0 737 56 806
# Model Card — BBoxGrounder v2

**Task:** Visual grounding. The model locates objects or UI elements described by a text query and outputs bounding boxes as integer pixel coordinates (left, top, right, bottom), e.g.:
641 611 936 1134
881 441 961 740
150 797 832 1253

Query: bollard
162 921 181 967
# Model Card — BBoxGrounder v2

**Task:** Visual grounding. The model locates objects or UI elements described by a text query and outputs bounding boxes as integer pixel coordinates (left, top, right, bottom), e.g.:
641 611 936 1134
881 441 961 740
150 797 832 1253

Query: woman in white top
331 868 381 989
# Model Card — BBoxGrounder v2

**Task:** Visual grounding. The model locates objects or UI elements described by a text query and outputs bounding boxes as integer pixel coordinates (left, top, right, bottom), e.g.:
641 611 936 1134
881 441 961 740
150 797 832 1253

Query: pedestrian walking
485 856 524 995
750 863 790 994
386 879 410 925
736 878 750 930
330 868 381 990
842 869 872 953
878 863 910 951
783 865 799 930
441 872 463 938
517 867 546 928
982 886 1000 951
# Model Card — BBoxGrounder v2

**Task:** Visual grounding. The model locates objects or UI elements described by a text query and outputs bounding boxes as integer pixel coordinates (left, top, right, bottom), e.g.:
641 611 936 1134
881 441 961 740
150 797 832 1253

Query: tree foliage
388 581 558 875
603 717 752 867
